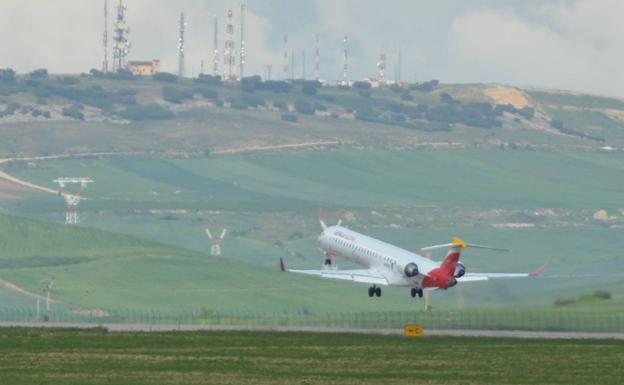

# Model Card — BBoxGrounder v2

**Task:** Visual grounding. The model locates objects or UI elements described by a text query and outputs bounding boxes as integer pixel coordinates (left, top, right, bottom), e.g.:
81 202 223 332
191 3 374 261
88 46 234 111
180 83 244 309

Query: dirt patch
0 191 21 201
492 223 536 229
484 86 530 108
0 180 29 191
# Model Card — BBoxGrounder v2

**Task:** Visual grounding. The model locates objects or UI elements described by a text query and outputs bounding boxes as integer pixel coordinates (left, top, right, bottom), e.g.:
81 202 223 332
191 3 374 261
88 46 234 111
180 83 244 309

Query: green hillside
2 149 623 321
1 72 624 158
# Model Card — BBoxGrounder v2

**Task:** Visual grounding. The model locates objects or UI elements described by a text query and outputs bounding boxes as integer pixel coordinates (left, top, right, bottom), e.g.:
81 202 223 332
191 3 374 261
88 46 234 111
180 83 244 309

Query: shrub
198 87 218 100
400 92 414 101
294 98 315 115
194 74 223 85
554 298 576 307
273 100 289 112
0 68 16 84
57 76 80 85
119 104 174 121
518 106 535 120
550 119 564 129
281 113 298 122
302 80 321 96
358 90 371 98
241 75 262 92
593 290 612 300
162 86 193 104
259 80 292 93
314 102 327 111
153 72 178 82
240 93 265 108
353 81 372 90
28 69 48 79
62 104 85 120
106 69 135 81
410 79 439 92
89 69 104 78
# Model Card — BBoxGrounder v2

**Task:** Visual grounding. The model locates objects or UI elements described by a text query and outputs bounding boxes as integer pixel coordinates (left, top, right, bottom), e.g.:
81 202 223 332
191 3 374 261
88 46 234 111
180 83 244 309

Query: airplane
280 221 547 298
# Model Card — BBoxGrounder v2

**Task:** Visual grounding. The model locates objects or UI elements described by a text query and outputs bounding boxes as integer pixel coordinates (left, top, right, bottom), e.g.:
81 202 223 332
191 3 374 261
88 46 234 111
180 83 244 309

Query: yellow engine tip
451 237 467 249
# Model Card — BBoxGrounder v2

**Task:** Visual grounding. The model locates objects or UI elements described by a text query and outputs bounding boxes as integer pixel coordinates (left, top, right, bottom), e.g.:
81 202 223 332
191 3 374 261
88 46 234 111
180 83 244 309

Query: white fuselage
318 226 439 287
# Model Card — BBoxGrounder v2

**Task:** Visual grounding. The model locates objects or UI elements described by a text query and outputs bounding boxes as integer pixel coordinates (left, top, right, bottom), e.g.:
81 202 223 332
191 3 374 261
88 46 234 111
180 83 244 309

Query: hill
1 70 624 157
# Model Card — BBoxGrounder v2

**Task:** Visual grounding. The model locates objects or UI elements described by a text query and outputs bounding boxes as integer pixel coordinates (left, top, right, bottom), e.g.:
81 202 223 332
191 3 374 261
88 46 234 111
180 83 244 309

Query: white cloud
0 1 622 96
449 0 624 96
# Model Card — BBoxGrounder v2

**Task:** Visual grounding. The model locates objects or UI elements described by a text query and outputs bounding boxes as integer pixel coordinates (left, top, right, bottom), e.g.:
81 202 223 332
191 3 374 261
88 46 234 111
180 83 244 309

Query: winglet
279 257 286 272
529 262 548 278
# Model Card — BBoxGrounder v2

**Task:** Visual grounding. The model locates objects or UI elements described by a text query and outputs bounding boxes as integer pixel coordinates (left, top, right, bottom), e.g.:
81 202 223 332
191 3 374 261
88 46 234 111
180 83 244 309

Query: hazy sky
1 0 622 97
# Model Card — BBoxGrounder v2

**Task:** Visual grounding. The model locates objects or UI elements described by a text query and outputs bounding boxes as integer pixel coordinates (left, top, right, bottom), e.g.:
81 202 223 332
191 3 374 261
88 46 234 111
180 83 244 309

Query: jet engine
404 263 419 277
454 262 466 278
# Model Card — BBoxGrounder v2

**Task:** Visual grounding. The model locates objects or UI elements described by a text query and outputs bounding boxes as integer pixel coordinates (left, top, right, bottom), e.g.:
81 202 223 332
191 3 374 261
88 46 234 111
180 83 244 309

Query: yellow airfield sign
404 324 424 337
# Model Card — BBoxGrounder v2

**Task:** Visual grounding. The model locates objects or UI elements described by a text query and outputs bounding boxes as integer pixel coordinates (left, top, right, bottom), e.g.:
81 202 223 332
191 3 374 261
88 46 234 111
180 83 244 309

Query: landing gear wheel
418 288 424 298
375 287 382 297
410 288 417 298
368 287 375 297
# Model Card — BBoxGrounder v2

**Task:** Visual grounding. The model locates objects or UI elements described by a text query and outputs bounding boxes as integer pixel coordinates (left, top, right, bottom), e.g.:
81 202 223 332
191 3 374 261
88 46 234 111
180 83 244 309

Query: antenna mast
212 16 219 76
315 33 320 81
283 34 288 80
112 0 130 71
341 35 348 86
223 9 236 81
239 1 246 79
178 12 187 77
377 53 386 84
103 0 109 72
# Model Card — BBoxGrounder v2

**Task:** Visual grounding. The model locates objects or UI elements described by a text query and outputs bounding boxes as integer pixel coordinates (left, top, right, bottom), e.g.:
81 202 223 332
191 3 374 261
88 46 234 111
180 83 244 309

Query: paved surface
1 322 622 339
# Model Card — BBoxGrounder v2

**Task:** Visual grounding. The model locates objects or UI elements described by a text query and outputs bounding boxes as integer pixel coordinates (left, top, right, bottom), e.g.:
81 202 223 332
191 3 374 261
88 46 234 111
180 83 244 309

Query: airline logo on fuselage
334 230 356 242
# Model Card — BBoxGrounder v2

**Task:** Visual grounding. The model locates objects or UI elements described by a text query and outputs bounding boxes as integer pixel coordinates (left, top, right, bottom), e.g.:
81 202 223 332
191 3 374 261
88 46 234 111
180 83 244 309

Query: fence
0 306 622 333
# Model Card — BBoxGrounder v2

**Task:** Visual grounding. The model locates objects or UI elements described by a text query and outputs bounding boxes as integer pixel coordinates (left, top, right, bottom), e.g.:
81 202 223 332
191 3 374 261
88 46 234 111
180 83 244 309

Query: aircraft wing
458 263 548 283
280 258 388 286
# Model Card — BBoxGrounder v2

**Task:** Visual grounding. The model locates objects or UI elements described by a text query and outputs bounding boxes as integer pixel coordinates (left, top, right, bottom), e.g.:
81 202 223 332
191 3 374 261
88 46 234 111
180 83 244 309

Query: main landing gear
368 286 382 297
410 287 424 298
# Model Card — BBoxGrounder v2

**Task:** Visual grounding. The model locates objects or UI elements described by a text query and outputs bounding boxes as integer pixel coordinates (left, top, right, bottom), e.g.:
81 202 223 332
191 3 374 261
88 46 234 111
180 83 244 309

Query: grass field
1 149 623 325
0 329 622 385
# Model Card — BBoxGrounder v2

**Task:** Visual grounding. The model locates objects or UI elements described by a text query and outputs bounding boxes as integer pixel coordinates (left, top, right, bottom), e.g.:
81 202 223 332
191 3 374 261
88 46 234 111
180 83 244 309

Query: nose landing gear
410 287 424 298
368 286 382 297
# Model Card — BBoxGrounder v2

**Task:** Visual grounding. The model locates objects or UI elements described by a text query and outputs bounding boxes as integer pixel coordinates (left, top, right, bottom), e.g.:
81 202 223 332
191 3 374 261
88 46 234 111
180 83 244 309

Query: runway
1 322 622 340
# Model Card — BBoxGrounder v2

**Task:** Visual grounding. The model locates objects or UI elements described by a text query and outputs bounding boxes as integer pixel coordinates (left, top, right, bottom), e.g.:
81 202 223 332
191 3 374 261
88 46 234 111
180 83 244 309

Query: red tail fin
440 251 461 276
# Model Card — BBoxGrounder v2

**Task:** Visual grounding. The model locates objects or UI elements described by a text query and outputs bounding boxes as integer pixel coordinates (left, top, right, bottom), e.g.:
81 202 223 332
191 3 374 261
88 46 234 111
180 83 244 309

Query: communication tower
223 9 236 81
178 12 187 77
302 50 306 79
315 33 320 81
112 0 130 71
341 35 349 86
239 1 246 79
377 53 387 84
282 34 288 80
53 176 94 225
396 48 402 83
212 16 220 76
204 225 228 256
265 64 272 80
102 0 109 72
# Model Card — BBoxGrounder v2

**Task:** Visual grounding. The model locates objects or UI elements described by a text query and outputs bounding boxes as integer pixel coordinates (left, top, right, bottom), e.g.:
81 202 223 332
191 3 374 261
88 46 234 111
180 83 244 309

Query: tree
550 119 564 130
281 113 298 122
28 69 48 79
352 81 371 90
273 100 289 112
0 68 16 84
294 98 315 115
153 72 178 82
162 86 193 104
